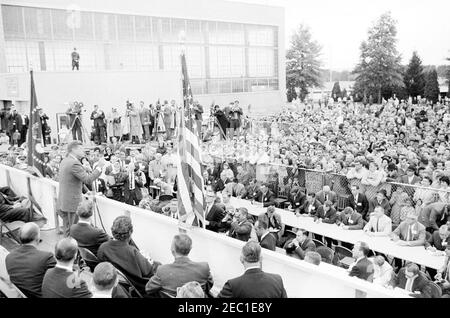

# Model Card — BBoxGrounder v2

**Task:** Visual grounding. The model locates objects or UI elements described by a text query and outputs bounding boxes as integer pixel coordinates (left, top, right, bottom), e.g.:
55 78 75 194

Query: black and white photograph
0 0 449 306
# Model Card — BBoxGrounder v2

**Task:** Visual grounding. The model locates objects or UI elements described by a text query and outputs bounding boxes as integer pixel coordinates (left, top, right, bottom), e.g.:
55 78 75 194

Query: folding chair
316 246 335 265
0 220 24 245
78 247 100 272
312 238 326 248
428 281 443 298
115 269 143 298
332 244 355 269
0 277 26 298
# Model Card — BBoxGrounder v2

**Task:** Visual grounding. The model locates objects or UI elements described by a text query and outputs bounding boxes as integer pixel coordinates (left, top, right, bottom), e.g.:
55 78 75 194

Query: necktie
406 225 411 241
129 171 135 190
375 218 379 232
325 194 328 202
233 186 236 197
405 278 413 292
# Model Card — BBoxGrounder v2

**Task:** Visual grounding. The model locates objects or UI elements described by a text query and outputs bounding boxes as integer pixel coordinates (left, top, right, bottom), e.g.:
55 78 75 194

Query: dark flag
27 70 45 176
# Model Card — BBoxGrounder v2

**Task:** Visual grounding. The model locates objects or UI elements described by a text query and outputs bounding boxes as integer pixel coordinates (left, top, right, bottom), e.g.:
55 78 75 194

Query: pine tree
286 24 323 102
353 12 404 104
331 82 341 100
424 68 440 104
404 51 425 101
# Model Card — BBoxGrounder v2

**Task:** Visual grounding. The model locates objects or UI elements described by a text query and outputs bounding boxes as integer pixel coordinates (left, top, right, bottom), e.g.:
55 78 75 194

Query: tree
404 51 425 102
352 12 405 104
286 24 322 102
424 68 440 104
331 82 341 100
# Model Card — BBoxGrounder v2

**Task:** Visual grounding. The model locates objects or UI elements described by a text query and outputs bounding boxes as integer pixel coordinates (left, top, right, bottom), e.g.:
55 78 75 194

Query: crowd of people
1 96 450 298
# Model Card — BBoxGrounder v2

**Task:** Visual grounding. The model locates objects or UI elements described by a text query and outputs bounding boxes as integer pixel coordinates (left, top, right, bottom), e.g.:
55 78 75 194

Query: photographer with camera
222 207 253 242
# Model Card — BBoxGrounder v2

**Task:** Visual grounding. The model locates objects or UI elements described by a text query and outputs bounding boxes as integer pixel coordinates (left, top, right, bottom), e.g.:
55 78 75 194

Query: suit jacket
368 198 391 219
218 268 287 298
228 220 253 242
392 221 426 246
254 190 276 207
243 184 260 200
315 206 338 224
7 112 22 132
98 240 159 294
364 215 392 235
289 190 306 209
145 256 213 297
349 257 374 282
338 211 365 230
259 232 277 251
194 104 204 121
90 110 105 127
398 175 422 185
428 231 449 251
392 268 432 298
299 199 322 215
224 182 246 198
69 222 110 256
258 211 282 231
283 238 316 260
5 245 56 298
57 155 101 213
349 193 370 219
42 267 92 298
206 204 227 232
316 190 338 206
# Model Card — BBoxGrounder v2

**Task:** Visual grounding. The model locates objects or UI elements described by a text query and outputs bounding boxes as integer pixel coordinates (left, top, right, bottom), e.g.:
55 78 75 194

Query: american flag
176 53 206 227
27 70 45 177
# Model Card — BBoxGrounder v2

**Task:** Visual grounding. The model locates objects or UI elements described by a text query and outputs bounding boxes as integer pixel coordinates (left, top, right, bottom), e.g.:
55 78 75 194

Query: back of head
256 220 268 231
111 215 133 241
55 237 78 263
172 234 192 256
67 140 82 154
176 281 205 298
304 251 321 265
76 199 94 219
19 222 40 244
93 262 117 291
405 263 419 275
241 241 261 264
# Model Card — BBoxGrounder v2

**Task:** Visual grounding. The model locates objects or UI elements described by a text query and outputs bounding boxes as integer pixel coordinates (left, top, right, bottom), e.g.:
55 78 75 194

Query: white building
0 0 285 140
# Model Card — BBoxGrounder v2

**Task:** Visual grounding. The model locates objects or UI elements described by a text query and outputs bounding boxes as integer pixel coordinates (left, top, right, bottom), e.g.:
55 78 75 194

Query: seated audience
390 263 432 298
283 228 316 260
223 178 246 198
91 262 119 298
368 189 391 221
5 222 56 298
349 241 374 282
0 186 46 226
146 234 213 298
288 187 306 212
337 207 365 230
69 200 110 256
434 244 450 297
315 246 334 264
258 205 283 234
304 251 321 265
243 178 260 201
299 192 321 215
218 241 287 298
363 206 392 236
255 220 277 251
205 196 227 233
41 238 92 298
390 211 426 246
97 215 160 295
426 225 449 251
315 200 338 224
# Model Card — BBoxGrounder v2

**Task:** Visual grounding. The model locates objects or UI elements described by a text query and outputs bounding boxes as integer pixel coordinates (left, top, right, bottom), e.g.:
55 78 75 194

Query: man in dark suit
349 241 374 282
123 164 145 206
316 185 338 207
0 186 46 225
255 220 277 251
243 178 260 201
57 141 106 236
348 184 369 220
145 234 214 297
6 105 22 145
193 100 203 135
299 192 322 215
205 196 227 233
223 207 253 242
337 207 365 230
69 200 109 256
90 105 106 144
315 201 338 224
41 237 92 298
288 187 306 212
97 216 160 295
5 223 56 298
218 241 287 298
426 225 449 251
368 189 391 220
397 165 422 185
283 228 316 260
253 183 276 207
390 263 432 298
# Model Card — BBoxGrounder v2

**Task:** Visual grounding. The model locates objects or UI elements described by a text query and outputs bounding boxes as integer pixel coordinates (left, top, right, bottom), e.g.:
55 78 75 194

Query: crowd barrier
0 164 408 298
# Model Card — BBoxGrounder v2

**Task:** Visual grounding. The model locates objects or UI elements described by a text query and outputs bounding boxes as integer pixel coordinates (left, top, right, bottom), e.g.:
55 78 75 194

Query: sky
227 0 450 71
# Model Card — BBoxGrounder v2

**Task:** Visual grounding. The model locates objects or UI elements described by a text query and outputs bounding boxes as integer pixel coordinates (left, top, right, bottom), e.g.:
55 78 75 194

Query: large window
23 7 52 39
117 15 134 41
2 5 24 39
248 48 275 77
51 9 73 40
135 43 158 70
135 16 152 41
4 41 27 72
247 25 276 46
74 12 94 40
209 46 245 78
94 13 116 41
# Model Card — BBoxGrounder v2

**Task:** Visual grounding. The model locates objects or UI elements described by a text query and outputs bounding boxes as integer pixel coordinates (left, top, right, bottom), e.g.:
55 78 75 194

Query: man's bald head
19 222 40 244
